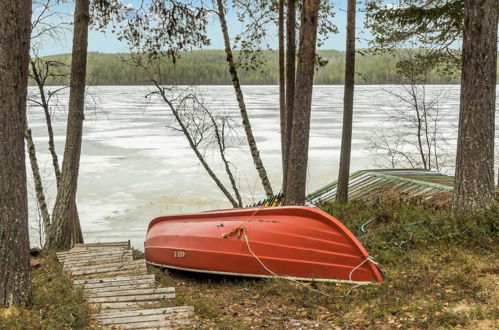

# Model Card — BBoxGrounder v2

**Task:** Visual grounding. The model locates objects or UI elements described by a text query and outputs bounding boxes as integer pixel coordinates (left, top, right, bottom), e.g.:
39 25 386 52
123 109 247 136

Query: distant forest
37 49 464 85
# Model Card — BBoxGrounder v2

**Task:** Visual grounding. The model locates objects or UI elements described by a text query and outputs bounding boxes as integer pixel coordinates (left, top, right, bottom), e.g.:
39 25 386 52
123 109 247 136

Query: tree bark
30 61 62 184
336 0 356 204
0 0 32 307
46 0 89 249
278 0 286 188
30 61 84 245
453 0 497 215
284 0 320 205
283 0 297 198
25 128 51 237
215 0 274 198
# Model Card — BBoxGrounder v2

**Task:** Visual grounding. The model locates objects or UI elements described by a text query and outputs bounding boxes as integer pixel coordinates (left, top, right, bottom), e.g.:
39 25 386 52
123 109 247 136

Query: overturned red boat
145 206 383 283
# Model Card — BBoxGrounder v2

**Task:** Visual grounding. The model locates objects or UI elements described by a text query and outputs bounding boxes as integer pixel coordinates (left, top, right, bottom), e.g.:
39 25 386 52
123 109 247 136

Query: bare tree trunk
283 0 297 198
25 128 51 236
336 0 356 204
46 0 89 250
278 0 286 187
205 108 243 207
30 61 62 183
156 85 240 208
71 203 83 244
0 0 32 307
453 0 497 215
31 61 84 244
410 85 428 169
215 0 274 198
284 0 320 206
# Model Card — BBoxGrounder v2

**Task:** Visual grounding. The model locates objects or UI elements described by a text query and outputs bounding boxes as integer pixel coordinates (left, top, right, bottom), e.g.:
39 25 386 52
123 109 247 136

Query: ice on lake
26 85 499 248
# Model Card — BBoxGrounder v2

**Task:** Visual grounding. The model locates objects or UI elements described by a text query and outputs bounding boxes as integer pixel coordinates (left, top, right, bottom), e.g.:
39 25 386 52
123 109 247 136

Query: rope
242 229 279 277
242 228 337 297
348 255 381 282
225 207 381 297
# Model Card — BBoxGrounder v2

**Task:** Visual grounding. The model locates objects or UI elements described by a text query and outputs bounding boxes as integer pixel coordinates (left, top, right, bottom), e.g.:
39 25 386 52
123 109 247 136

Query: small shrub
0 253 95 330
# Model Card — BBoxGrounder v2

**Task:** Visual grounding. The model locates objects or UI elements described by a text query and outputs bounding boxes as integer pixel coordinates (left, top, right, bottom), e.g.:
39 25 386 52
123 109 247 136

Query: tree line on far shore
36 49 472 86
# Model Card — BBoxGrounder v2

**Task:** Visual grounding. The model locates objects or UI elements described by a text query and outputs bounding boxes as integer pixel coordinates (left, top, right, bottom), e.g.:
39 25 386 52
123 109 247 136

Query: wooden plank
59 245 128 253
63 251 133 263
74 274 155 285
79 278 155 290
58 253 131 263
63 253 133 264
63 255 134 268
65 259 142 273
87 292 175 304
61 246 128 253
61 256 133 266
84 283 154 294
57 248 129 260
103 319 192 329
74 268 148 280
85 287 174 299
64 249 133 257
96 306 193 320
74 241 130 248
98 312 188 325
70 264 147 277
69 260 146 276
98 301 164 311
58 246 128 255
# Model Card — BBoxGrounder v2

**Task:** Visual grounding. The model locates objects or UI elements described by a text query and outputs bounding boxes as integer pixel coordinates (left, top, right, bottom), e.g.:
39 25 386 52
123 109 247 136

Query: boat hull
145 206 383 283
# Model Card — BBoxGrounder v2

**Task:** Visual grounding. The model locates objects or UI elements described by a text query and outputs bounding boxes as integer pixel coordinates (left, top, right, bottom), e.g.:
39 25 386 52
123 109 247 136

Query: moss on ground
0 252 97 330
1 201 497 329
154 201 498 329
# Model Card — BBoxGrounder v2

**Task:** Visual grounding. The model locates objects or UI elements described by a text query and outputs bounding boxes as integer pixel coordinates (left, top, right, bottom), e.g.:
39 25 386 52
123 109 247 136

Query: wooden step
98 301 169 312
78 280 156 291
96 306 194 329
87 289 175 303
57 248 130 261
70 260 146 277
63 254 134 268
75 274 155 286
83 282 154 294
74 241 130 248
63 250 133 262
85 287 175 299
57 241 193 327
75 269 148 280
65 259 142 273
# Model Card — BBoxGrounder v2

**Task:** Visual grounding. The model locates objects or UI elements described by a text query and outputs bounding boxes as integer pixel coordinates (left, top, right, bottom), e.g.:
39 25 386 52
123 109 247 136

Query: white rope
348 255 381 282
242 228 341 298
234 208 381 298
242 229 279 277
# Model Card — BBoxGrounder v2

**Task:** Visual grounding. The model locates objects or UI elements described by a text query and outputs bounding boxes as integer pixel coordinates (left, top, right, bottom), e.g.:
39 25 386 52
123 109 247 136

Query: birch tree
336 0 357 203
46 0 89 249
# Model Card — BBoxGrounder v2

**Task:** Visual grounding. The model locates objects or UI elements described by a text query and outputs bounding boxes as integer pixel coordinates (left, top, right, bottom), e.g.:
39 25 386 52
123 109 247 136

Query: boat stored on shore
145 206 383 283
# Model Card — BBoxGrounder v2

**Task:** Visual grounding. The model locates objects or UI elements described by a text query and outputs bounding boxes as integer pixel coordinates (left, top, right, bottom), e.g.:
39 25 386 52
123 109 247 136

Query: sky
37 1 372 56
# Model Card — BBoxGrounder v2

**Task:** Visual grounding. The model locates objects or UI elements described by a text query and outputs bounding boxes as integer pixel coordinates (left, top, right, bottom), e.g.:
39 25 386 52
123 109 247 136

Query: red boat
145 206 383 283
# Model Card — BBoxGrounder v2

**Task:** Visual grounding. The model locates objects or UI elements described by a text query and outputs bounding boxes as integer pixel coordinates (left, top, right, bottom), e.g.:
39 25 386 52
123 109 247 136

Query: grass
0 252 96 330
151 201 498 328
1 201 496 329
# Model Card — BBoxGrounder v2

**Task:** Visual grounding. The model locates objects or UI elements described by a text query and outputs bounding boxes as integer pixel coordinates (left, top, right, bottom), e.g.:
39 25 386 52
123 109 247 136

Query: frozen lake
26 85 498 247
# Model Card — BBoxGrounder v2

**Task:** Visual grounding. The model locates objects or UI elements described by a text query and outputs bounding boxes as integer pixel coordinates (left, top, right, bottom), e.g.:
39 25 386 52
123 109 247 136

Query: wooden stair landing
57 241 193 329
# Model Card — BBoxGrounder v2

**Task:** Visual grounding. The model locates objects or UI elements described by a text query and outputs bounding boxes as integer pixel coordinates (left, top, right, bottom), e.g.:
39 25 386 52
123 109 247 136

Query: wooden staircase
57 241 193 329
